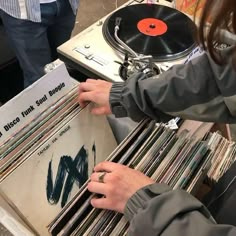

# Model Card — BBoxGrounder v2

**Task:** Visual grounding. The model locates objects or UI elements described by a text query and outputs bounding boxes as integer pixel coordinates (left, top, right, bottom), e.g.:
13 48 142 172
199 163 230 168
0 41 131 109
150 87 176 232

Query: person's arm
110 50 236 123
125 183 236 236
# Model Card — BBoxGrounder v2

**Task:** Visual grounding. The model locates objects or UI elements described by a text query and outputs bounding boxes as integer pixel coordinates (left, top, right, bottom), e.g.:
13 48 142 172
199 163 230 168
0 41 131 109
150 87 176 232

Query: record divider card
0 60 76 145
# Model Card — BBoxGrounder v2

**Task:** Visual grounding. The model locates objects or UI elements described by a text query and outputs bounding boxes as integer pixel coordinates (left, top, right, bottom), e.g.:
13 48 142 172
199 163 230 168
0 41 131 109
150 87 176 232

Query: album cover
47 119 152 236
134 128 175 174
186 152 212 194
0 93 80 177
173 141 209 189
152 130 189 181
0 85 78 160
161 137 196 185
0 106 117 235
0 106 82 182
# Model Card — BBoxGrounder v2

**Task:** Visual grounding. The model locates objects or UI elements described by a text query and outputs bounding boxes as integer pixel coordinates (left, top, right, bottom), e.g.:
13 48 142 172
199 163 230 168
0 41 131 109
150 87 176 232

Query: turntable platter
103 4 197 61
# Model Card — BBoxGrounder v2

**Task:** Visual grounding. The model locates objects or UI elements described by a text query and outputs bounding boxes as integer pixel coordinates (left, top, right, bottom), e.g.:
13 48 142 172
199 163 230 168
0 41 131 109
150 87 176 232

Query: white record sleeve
0 106 117 235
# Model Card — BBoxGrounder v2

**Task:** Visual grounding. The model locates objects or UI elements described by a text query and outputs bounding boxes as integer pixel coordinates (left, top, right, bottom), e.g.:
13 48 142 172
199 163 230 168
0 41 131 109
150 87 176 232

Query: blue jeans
0 0 76 88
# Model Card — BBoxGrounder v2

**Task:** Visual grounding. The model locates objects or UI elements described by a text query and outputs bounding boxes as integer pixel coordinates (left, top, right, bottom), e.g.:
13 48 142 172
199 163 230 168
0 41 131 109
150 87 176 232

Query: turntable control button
74 47 93 59
74 47 108 66
85 54 94 60
84 44 90 49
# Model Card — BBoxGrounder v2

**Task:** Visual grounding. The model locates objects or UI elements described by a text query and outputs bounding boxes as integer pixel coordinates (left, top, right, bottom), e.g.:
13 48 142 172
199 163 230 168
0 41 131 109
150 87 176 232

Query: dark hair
198 0 236 64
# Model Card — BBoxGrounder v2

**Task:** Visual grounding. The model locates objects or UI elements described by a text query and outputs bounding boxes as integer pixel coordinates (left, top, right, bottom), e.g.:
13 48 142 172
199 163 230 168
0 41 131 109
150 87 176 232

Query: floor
73 0 128 35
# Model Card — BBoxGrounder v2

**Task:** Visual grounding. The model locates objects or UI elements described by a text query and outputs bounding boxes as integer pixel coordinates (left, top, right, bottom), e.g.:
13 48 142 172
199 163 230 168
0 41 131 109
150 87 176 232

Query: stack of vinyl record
47 120 236 236
1 62 236 235
0 62 117 235
0 85 79 179
206 132 236 184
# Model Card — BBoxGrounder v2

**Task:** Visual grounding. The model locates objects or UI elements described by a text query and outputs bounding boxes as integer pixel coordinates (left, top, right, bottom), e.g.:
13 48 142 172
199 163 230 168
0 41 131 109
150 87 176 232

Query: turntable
58 0 197 82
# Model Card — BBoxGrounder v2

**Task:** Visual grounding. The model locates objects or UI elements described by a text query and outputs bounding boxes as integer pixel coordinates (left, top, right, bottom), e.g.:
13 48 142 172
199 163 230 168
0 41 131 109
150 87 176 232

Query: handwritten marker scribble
46 145 89 208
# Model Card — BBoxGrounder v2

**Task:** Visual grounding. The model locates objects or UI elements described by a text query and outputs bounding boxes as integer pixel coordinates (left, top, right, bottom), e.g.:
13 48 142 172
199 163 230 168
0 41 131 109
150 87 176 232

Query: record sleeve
0 106 117 235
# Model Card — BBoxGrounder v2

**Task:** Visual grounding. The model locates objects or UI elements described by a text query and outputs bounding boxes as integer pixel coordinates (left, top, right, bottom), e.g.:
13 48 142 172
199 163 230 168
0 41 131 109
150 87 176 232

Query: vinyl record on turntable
103 4 197 61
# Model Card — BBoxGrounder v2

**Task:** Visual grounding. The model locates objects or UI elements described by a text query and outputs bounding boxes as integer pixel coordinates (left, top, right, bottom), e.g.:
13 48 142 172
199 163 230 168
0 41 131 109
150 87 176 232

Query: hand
88 161 155 213
78 79 113 115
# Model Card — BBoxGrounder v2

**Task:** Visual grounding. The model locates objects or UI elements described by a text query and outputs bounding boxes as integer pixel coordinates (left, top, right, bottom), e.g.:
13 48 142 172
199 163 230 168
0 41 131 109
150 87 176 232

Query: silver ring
98 172 106 183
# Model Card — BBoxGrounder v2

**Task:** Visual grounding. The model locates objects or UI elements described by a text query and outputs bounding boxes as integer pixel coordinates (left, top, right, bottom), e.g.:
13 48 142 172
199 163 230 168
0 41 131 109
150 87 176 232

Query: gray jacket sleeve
109 50 236 123
124 183 236 236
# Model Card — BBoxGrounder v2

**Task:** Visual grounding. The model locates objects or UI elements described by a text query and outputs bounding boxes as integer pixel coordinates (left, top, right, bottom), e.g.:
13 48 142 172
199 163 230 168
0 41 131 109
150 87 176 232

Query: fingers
78 93 91 108
90 197 112 210
78 79 105 94
93 161 125 173
78 81 97 93
78 79 112 112
87 181 106 195
78 82 90 107
78 90 94 104
78 80 98 106
78 82 97 107
90 172 109 183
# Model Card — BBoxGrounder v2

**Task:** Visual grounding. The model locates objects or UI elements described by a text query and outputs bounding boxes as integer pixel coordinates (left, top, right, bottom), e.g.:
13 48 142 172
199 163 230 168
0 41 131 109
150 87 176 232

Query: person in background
0 0 79 88
78 0 236 235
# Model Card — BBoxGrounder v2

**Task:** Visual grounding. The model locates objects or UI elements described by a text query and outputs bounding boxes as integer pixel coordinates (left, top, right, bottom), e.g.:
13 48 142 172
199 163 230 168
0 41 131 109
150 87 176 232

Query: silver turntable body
58 0 193 82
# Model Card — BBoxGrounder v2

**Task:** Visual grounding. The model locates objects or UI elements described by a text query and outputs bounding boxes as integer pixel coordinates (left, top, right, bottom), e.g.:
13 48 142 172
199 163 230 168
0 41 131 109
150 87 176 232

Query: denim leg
0 1 76 88
0 8 55 88
47 0 77 60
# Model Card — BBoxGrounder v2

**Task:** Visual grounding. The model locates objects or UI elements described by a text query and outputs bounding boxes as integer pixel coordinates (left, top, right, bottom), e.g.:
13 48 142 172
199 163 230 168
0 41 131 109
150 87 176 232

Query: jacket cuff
109 82 128 118
124 183 172 221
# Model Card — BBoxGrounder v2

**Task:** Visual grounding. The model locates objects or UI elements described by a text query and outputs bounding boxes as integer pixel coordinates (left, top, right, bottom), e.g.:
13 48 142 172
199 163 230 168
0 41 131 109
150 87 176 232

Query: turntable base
58 0 196 82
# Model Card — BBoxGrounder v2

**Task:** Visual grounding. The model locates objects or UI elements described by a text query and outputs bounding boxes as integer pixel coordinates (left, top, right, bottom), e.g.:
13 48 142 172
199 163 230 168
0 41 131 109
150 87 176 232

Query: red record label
137 18 167 36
